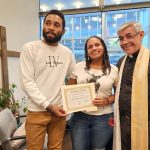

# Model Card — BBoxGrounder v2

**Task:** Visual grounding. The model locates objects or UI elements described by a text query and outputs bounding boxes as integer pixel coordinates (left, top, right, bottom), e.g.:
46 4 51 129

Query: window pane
63 17 73 39
61 39 72 51
104 0 150 5
40 16 44 39
73 16 81 38
104 8 150 64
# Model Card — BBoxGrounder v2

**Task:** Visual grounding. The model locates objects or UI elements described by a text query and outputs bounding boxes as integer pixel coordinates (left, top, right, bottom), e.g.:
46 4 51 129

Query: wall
0 0 39 50
0 0 39 111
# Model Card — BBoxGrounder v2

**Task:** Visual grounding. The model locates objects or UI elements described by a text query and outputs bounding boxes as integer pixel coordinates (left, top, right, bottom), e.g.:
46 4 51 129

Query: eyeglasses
117 32 139 43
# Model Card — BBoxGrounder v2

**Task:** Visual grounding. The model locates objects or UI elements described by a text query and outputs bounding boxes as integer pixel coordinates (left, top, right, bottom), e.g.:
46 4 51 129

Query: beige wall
0 0 39 108
0 0 39 50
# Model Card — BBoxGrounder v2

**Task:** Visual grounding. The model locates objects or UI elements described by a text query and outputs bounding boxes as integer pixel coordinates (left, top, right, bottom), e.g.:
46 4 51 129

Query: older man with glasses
113 22 150 150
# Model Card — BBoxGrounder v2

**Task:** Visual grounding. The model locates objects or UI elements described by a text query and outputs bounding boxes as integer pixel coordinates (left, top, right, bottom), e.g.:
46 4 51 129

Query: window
40 8 150 64
62 12 102 62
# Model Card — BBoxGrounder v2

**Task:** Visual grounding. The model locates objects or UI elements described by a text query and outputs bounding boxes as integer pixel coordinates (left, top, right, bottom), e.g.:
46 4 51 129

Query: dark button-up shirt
117 51 150 120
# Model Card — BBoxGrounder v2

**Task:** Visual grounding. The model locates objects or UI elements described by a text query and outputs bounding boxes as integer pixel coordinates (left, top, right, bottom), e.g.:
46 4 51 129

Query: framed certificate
61 83 97 113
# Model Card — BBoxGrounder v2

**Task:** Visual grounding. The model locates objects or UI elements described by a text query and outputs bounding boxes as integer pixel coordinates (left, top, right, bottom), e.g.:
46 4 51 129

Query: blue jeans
70 112 113 150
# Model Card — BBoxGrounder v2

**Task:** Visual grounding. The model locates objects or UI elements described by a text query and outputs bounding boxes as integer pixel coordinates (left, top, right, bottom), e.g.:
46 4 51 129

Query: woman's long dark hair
84 35 111 74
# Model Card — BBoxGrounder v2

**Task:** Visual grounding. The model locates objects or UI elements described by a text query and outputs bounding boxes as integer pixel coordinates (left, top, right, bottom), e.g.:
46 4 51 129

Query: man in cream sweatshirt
20 9 76 150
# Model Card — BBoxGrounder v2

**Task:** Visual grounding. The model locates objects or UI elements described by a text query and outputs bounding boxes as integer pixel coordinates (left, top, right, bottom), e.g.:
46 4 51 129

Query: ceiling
40 0 150 12
40 0 99 11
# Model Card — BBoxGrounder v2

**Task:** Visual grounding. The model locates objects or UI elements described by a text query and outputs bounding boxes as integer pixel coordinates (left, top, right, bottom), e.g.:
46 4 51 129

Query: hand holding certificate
61 83 98 113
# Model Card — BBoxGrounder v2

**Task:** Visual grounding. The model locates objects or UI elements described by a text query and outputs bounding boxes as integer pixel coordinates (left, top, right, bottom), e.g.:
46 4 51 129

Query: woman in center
68 36 118 150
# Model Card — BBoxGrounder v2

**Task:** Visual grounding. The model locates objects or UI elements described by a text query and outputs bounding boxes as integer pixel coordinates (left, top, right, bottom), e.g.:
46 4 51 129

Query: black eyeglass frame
116 32 140 43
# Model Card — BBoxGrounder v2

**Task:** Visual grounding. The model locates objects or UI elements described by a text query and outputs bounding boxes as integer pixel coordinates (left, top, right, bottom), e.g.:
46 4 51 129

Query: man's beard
43 31 63 44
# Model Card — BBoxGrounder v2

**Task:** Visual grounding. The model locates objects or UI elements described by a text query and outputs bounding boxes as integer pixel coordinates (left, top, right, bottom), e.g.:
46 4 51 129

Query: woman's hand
92 97 109 107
